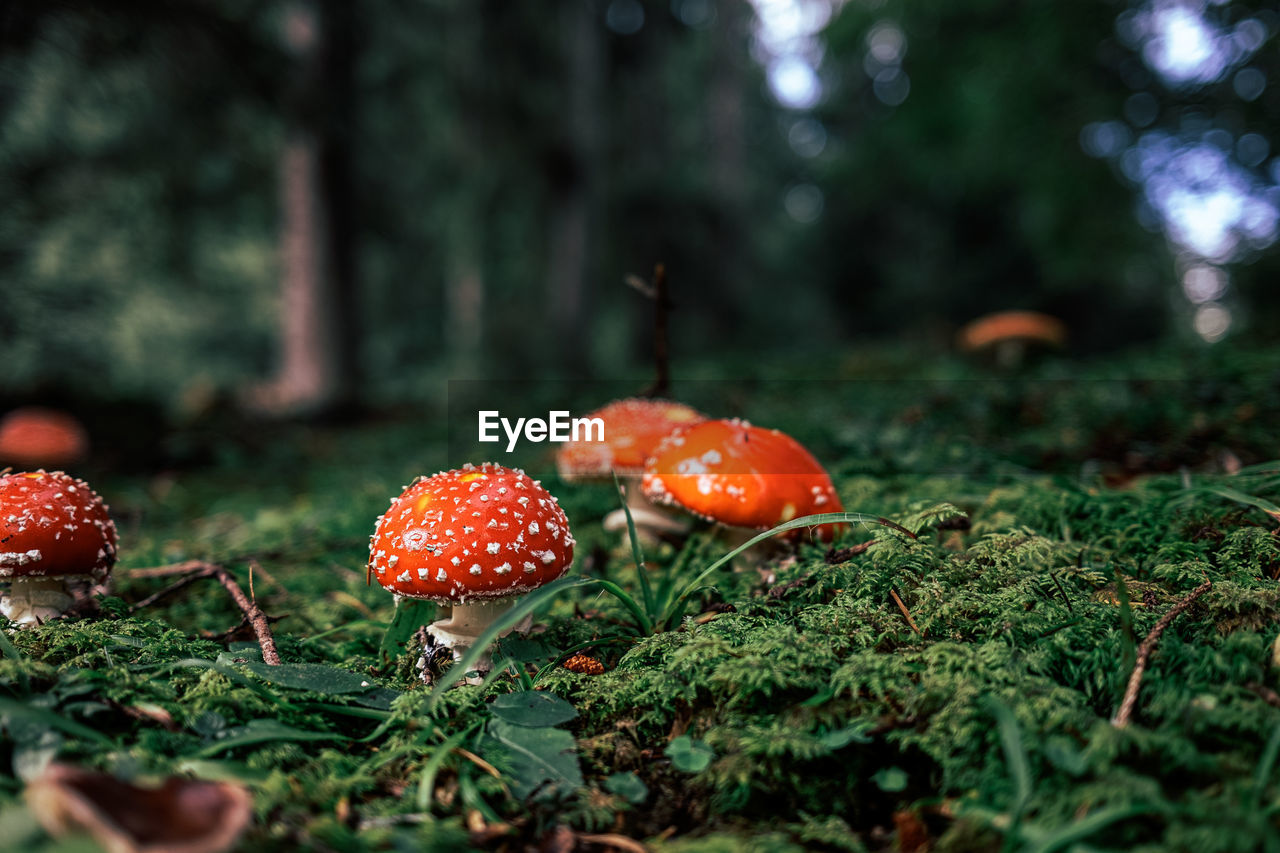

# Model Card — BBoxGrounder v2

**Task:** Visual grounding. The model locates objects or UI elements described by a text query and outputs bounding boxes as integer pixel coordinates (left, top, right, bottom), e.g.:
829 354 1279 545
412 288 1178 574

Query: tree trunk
546 0 603 371
246 0 358 416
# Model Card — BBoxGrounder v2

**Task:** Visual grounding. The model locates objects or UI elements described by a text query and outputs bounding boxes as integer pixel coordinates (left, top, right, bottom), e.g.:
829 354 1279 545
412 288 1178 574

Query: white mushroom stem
602 477 691 541
2 576 76 625
427 597 520 672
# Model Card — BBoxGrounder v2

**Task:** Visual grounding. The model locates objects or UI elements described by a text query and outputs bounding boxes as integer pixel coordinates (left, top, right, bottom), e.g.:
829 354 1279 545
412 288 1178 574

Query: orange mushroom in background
0 470 117 625
367 463 574 671
641 418 845 547
957 310 1066 368
0 408 89 469
556 398 706 540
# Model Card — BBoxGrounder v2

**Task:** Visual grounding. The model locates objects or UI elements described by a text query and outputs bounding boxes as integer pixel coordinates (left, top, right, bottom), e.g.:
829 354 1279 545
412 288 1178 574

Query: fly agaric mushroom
0 408 89 469
642 418 844 545
368 463 574 668
556 398 706 539
0 470 117 625
26 763 252 853
957 310 1066 368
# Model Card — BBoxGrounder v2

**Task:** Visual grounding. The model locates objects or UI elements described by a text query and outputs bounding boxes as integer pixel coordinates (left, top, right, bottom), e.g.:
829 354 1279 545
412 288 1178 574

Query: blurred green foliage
2 0 1277 409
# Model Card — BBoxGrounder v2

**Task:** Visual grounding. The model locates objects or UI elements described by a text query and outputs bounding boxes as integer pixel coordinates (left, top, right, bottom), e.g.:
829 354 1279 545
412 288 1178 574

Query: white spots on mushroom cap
367 462 574 600
402 528 430 551
0 550 41 568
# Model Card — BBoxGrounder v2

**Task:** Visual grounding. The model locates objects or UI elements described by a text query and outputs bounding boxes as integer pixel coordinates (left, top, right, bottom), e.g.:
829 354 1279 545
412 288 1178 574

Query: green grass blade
426 575 597 708
1203 485 1280 521
989 699 1033 815
0 696 114 747
667 511 915 621
614 472 656 618
1018 804 1152 853
0 629 29 695
416 724 475 813
593 579 653 636
532 636 635 684
1255 720 1280 806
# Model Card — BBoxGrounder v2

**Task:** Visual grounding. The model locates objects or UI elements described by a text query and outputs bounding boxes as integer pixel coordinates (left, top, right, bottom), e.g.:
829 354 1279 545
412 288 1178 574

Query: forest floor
4 343 1280 852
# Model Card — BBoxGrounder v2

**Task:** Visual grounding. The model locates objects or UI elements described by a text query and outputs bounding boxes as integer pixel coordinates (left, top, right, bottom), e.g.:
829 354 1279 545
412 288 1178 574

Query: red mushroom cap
556 398 706 481
0 408 89 469
957 310 1066 352
368 463 574 602
641 419 844 540
0 470 117 581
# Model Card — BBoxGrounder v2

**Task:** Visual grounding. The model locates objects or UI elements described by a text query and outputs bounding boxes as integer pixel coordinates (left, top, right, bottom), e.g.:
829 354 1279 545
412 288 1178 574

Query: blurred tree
246 0 361 415
812 0 1171 351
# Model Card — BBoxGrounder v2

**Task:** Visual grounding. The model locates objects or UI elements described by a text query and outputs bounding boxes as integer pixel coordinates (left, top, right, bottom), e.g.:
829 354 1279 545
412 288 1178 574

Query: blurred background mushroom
556 397 705 542
2 0 1278 428
0 408 89 470
957 310 1068 368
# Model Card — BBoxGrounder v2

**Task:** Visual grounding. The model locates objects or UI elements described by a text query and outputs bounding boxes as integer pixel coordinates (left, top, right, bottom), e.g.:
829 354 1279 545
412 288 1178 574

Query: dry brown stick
128 560 214 578
127 567 217 612
128 560 282 666
1246 681 1280 710
1112 579 1212 728
889 588 922 636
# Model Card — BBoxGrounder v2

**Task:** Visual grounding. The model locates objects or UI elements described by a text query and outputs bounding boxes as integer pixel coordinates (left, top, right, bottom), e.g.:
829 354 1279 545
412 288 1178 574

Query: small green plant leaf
819 721 874 750
484 719 583 800
605 771 649 804
379 597 436 664
242 662 374 695
0 696 114 747
193 719 349 757
666 734 715 773
872 766 909 792
490 691 578 727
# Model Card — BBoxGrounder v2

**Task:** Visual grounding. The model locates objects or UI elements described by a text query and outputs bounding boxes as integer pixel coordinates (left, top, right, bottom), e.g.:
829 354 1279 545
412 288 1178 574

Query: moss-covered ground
4 344 1280 851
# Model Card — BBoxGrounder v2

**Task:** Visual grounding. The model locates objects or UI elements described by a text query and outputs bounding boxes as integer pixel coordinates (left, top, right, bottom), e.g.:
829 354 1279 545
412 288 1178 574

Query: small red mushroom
556 398 705 539
957 310 1066 367
0 470 117 625
368 463 574 668
642 419 844 545
0 408 89 469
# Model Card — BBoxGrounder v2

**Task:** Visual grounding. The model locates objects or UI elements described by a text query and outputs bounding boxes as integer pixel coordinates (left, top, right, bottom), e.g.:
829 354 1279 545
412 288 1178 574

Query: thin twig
1246 681 1280 710
127 567 217 611
128 560 214 578
629 263 671 398
129 560 282 666
889 588 922 636
578 833 650 853
1112 579 1212 728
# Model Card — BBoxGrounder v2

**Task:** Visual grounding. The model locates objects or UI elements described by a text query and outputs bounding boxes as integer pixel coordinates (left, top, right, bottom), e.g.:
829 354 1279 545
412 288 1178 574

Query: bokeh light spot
1193 302 1231 341
606 0 645 35
787 117 827 158
784 183 824 223
769 57 821 109
872 68 910 106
